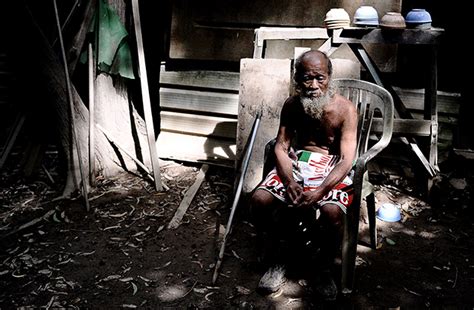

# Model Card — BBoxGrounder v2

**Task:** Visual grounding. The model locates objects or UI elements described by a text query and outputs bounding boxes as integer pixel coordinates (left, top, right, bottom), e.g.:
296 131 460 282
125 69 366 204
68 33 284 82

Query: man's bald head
294 50 332 84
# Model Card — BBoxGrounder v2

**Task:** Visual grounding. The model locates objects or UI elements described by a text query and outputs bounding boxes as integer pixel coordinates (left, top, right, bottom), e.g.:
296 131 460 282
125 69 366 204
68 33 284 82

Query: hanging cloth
83 0 135 79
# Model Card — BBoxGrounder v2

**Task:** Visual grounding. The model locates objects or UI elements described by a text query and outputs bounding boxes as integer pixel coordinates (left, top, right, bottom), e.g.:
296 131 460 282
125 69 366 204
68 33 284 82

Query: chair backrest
332 78 394 159
262 78 394 177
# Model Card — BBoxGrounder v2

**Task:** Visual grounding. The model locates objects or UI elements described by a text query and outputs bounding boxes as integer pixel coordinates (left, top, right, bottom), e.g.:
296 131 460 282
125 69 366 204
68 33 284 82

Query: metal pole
212 111 262 284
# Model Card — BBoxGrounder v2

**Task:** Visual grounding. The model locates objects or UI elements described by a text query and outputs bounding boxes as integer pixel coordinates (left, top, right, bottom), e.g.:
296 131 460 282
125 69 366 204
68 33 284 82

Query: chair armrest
352 117 393 202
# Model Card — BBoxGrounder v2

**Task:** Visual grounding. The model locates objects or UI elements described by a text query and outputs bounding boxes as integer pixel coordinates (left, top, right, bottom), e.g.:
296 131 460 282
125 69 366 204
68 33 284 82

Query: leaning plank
160 88 238 116
97 124 154 183
160 67 239 92
168 164 209 229
132 0 162 191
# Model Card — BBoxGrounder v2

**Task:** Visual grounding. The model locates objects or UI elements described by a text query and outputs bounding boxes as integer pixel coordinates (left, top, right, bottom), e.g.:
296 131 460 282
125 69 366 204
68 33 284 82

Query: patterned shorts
257 150 354 213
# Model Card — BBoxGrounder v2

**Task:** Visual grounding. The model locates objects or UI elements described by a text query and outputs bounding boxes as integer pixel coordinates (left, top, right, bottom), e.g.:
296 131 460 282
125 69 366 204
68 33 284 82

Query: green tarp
83 0 135 79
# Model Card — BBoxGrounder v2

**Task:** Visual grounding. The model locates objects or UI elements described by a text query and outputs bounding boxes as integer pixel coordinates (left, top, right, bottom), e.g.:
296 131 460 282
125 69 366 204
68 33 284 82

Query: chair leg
366 192 377 249
341 204 361 294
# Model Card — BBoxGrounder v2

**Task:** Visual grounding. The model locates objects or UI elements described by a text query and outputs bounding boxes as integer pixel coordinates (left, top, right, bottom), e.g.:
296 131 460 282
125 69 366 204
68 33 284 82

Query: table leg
348 43 437 178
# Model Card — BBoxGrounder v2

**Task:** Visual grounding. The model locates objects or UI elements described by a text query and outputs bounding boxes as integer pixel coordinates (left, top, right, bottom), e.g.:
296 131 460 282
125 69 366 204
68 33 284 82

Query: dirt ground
1 151 474 309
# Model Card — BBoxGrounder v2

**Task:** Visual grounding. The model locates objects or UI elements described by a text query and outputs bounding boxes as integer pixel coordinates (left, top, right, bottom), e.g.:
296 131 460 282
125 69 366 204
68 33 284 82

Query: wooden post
131 0 163 191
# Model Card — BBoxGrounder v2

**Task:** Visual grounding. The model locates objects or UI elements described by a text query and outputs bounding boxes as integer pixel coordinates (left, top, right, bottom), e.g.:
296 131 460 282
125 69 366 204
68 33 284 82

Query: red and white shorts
257 150 354 213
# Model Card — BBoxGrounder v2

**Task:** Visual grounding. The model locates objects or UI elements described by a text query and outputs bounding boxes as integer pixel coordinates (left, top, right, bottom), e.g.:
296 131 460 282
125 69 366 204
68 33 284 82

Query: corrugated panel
159 87 238 116
160 66 239 92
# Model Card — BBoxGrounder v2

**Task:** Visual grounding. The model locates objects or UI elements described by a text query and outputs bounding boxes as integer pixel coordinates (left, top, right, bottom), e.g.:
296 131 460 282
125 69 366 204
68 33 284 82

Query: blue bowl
354 6 379 21
405 8 432 24
377 203 401 222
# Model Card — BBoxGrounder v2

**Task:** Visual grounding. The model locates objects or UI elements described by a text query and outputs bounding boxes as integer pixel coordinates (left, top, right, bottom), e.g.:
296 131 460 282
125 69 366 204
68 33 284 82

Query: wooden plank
168 164 209 229
238 58 291 194
254 27 329 58
156 131 236 164
132 0 162 191
160 88 238 116
160 67 239 91
332 27 444 45
393 87 460 115
161 111 237 139
371 118 431 136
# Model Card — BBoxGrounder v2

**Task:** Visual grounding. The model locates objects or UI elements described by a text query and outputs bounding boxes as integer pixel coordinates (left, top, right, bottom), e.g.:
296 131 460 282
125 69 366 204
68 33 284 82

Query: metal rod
88 42 96 186
212 111 262 284
53 0 90 211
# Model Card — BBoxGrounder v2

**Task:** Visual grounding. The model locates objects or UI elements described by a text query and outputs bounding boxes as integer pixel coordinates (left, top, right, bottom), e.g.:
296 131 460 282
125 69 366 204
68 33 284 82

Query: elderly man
250 50 358 300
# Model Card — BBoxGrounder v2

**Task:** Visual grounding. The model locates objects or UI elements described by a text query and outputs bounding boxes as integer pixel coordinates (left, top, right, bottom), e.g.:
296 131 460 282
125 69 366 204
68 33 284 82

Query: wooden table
253 26 444 190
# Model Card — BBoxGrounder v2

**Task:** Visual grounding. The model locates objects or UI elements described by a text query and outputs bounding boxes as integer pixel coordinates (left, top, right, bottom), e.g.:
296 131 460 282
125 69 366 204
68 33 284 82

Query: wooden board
160 67 239 91
237 58 291 194
393 87 461 115
160 111 236 139
159 88 238 116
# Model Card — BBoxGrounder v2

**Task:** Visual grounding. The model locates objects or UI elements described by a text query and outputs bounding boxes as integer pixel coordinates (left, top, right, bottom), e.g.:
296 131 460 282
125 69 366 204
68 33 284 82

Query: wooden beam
168 164 209 229
371 118 432 136
132 0 162 191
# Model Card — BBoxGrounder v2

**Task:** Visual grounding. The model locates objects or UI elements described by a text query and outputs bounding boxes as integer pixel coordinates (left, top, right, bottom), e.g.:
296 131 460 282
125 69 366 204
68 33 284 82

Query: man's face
297 56 330 99
297 55 332 120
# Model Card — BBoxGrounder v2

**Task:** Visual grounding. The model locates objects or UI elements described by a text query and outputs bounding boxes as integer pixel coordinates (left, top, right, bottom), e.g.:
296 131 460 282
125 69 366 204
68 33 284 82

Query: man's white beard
299 84 334 120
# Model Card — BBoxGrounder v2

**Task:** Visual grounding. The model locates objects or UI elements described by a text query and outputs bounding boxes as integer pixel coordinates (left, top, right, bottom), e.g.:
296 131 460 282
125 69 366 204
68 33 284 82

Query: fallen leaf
99 275 121 282
386 238 396 245
236 285 251 295
131 282 138 295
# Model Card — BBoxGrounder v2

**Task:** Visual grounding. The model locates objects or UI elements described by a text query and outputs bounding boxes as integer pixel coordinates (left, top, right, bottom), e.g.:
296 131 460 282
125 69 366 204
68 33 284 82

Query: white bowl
324 8 350 22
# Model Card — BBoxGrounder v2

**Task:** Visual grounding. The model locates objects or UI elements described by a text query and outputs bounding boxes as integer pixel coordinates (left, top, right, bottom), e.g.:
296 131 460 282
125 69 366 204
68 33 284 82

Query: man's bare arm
274 98 302 204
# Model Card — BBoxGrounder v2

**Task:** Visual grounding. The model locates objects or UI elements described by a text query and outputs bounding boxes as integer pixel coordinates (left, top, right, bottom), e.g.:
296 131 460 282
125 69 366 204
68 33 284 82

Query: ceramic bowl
377 203 401 222
354 6 379 21
405 8 432 23
324 8 350 22
354 18 379 27
405 8 432 29
380 12 406 29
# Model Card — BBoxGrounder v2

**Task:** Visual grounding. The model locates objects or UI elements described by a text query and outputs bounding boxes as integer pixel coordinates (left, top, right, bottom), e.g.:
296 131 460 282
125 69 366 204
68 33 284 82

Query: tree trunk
13 1 152 196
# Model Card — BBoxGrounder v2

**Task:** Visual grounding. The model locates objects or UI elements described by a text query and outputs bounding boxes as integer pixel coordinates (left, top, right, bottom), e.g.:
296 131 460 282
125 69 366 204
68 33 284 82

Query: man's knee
251 189 274 209
319 204 343 227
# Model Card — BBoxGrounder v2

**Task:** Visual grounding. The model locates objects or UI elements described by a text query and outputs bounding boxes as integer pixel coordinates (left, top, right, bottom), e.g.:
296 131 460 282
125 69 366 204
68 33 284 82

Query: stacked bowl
353 6 379 27
324 8 350 29
380 12 406 30
405 8 432 29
